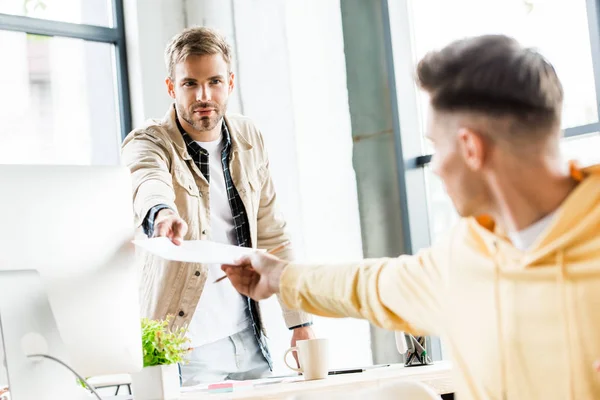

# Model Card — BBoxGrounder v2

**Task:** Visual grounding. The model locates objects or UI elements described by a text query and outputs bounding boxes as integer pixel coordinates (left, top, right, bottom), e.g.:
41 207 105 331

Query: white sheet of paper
132 237 261 264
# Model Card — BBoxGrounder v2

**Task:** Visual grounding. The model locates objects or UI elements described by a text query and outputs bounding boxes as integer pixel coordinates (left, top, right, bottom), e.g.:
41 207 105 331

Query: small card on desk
180 376 304 395
207 381 252 393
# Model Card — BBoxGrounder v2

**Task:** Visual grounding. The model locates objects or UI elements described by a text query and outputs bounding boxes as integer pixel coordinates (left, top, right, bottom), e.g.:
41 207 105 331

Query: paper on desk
132 237 262 264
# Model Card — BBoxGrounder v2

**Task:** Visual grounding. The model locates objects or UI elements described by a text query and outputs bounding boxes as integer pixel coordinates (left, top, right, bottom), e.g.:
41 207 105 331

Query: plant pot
131 364 180 400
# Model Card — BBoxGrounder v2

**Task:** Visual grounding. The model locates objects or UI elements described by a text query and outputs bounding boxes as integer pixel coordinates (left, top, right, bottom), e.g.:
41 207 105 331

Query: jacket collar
224 115 253 153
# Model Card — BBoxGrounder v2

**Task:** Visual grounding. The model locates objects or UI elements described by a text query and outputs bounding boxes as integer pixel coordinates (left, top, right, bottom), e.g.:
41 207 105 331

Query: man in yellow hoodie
221 34 600 399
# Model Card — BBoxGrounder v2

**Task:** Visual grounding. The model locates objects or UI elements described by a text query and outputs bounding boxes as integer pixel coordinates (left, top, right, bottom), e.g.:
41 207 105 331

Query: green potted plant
131 316 190 400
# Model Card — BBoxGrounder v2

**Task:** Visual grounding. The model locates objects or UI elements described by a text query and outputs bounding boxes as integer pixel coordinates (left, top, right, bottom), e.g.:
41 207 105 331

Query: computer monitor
0 165 143 399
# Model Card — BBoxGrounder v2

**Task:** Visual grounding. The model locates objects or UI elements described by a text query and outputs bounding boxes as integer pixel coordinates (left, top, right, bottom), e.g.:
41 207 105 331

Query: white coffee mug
284 338 329 380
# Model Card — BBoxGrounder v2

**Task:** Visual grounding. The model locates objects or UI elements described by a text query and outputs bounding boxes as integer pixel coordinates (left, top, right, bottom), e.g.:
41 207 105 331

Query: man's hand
291 326 316 368
221 252 288 301
154 208 188 245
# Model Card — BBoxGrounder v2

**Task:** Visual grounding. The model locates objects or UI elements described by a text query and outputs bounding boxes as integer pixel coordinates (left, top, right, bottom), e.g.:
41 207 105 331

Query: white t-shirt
187 135 250 348
507 211 557 251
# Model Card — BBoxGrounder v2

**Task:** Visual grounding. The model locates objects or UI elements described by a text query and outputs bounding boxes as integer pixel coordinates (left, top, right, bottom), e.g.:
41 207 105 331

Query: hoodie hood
467 162 600 400
468 162 600 266
525 163 600 266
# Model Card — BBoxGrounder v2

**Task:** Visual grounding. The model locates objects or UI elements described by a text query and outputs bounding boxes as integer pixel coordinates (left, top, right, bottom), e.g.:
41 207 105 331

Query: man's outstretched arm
222 236 451 335
121 133 188 245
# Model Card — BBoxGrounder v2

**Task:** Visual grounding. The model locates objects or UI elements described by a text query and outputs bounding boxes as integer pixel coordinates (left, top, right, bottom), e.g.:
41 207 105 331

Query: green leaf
139 316 191 367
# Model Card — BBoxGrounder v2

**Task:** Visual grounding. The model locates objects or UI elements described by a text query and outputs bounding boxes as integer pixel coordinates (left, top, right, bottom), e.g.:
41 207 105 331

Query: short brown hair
164 27 232 79
417 35 563 130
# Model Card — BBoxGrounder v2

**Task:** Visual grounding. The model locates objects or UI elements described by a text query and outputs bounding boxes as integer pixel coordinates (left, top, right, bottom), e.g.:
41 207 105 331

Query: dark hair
417 35 563 130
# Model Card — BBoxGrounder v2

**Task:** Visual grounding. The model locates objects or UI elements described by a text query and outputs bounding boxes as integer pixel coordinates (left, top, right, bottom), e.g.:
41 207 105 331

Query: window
0 0 130 165
0 0 112 27
410 0 598 156
404 0 600 237
561 132 600 165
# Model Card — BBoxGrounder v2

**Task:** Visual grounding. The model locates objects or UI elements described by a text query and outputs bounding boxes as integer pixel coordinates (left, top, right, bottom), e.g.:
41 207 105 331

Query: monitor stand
0 270 93 400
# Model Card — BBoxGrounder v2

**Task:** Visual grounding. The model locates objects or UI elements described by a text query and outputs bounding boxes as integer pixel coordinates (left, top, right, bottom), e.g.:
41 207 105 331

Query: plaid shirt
176 117 252 248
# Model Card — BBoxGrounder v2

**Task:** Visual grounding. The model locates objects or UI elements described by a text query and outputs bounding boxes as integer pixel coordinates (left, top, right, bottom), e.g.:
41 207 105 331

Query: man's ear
457 127 487 171
228 72 235 94
165 77 176 99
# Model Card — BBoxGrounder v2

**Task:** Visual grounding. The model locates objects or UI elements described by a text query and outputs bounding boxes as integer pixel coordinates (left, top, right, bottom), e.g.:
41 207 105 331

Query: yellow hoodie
280 163 600 400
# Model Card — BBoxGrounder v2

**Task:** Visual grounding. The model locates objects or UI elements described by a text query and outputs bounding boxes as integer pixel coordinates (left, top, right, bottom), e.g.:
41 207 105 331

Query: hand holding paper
153 209 187 245
221 252 288 300
213 241 291 283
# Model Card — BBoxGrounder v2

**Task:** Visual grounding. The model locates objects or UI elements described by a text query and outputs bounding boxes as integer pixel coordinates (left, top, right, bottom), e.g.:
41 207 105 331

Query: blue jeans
180 325 271 386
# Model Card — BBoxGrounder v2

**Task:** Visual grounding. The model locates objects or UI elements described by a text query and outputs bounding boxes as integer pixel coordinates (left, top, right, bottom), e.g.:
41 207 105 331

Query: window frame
0 0 132 140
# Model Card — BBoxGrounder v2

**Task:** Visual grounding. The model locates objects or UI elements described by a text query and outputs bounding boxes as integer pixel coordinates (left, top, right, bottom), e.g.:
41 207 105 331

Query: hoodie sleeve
278 229 454 335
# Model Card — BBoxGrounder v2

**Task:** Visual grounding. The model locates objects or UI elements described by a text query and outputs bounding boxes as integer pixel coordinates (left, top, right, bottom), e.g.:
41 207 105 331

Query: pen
328 369 363 375
328 364 390 375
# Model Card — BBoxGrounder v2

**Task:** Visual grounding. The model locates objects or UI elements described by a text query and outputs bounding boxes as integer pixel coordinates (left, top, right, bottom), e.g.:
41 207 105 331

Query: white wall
125 0 371 373
283 0 371 370
124 0 186 127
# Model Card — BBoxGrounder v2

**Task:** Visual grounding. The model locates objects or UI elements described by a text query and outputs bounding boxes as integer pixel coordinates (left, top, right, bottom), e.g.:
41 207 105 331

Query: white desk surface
180 361 453 400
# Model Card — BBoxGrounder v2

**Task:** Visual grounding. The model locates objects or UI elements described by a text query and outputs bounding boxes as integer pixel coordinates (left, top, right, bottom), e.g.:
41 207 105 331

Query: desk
181 362 453 400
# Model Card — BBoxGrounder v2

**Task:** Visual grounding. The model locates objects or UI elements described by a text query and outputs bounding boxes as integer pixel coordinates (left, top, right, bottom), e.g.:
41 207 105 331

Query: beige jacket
280 164 600 399
121 106 312 329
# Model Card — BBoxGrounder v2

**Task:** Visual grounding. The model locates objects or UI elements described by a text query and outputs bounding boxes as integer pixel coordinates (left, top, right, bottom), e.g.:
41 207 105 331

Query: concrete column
340 0 405 365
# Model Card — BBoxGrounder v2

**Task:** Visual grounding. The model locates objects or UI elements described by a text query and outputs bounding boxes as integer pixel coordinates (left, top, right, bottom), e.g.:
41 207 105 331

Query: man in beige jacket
121 27 314 385
222 35 600 399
